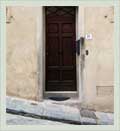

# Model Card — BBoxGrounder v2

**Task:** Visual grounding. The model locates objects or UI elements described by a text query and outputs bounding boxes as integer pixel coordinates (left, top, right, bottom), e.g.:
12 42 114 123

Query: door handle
76 37 85 55
85 50 89 55
80 37 85 46
76 39 80 55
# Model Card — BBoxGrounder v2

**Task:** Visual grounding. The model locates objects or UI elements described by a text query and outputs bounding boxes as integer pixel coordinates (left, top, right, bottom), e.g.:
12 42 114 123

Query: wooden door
46 7 76 91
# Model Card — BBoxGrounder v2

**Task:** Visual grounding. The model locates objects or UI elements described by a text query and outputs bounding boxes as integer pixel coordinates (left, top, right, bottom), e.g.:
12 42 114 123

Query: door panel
62 23 74 33
62 37 73 65
48 23 58 33
47 37 59 66
62 70 74 80
46 7 76 91
47 70 59 81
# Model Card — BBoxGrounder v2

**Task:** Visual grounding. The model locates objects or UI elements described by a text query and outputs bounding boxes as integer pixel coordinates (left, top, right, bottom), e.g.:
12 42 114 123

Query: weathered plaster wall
83 7 114 112
6 7 42 100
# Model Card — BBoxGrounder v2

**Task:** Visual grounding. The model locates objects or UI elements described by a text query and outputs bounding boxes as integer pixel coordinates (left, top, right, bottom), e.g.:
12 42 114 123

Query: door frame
37 6 85 101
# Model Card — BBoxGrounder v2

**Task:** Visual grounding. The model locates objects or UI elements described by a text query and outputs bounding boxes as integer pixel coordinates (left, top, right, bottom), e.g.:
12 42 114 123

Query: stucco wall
83 7 114 112
6 7 42 100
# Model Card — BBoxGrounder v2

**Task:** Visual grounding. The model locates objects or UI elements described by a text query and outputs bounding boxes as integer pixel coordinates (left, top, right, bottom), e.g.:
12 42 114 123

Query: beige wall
6 7 42 100
82 7 114 112
6 6 114 112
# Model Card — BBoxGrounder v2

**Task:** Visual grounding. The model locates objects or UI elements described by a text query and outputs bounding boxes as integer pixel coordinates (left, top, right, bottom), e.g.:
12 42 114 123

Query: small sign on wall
85 34 93 40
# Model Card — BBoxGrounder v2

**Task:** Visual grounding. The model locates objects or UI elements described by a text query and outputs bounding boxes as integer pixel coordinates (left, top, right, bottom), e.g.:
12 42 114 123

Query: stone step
6 96 114 125
6 96 81 124
7 113 68 125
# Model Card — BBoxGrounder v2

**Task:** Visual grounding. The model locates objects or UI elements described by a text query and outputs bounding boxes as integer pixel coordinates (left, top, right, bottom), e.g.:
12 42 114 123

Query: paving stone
6 113 67 125
43 103 81 122
6 96 81 123
107 113 114 120
95 111 113 125
61 105 81 121
81 117 97 125
80 109 97 119
6 96 44 116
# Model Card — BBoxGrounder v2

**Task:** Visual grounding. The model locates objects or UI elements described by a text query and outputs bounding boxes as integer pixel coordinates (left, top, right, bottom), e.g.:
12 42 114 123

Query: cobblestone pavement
6 96 114 125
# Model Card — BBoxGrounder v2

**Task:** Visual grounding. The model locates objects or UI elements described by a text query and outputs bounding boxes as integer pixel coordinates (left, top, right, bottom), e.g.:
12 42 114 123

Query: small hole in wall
6 16 14 24
104 15 108 18
110 21 114 23
6 7 14 24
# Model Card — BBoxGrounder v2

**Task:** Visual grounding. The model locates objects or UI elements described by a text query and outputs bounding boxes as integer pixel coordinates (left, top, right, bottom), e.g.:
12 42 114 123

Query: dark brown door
46 7 76 91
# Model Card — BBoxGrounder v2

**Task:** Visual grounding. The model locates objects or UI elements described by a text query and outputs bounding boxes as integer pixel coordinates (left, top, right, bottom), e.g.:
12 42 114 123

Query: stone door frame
37 6 85 102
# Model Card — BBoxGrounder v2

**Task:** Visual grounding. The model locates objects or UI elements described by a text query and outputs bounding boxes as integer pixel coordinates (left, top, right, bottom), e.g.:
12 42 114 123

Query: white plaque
85 34 92 40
